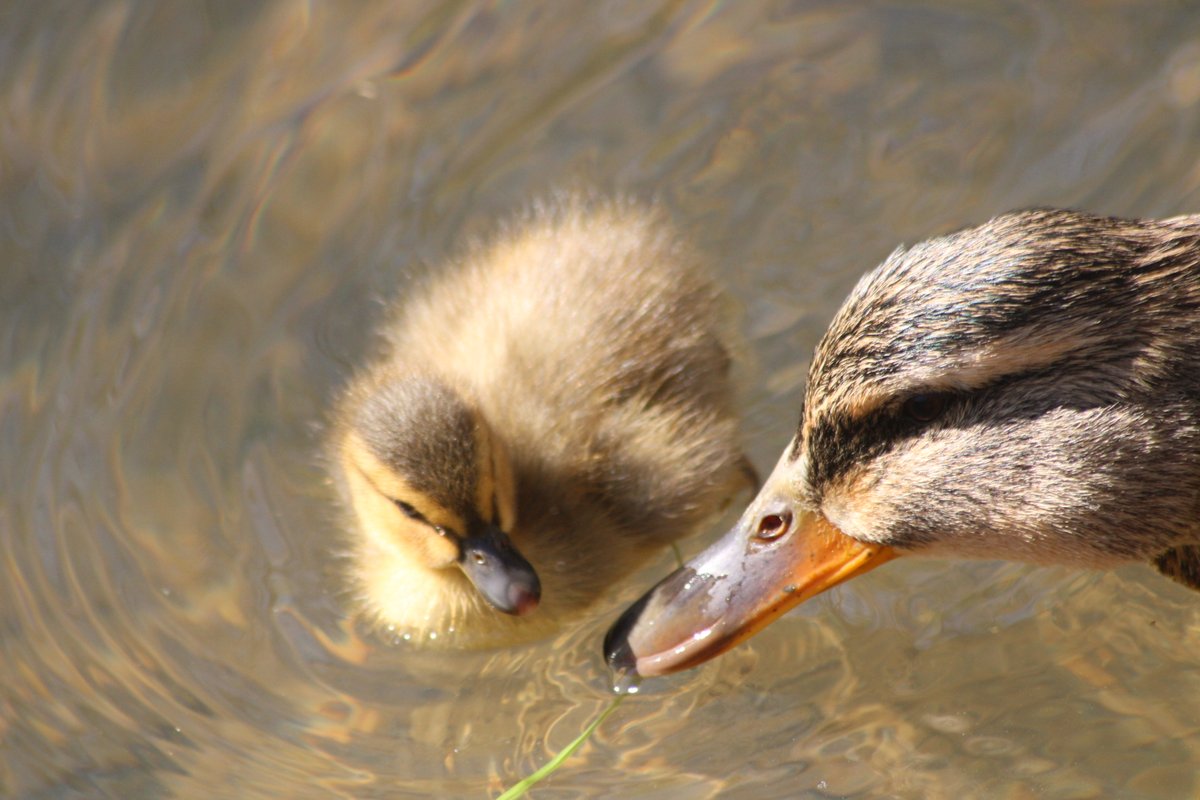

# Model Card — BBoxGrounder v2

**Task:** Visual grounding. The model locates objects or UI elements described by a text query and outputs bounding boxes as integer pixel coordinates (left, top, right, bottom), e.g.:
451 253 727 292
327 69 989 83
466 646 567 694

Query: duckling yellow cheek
418 529 461 570
339 435 467 570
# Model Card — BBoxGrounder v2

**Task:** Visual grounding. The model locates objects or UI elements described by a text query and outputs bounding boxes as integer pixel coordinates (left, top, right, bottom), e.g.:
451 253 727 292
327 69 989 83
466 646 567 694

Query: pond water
5 2 1200 798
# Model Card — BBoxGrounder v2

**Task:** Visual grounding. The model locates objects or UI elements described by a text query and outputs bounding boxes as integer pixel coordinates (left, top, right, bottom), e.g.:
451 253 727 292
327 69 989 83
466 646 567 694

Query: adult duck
607 208 1200 677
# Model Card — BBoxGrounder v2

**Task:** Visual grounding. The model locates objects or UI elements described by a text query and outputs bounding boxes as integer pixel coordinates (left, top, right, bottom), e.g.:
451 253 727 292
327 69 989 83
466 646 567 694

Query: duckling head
338 373 540 622
607 208 1200 677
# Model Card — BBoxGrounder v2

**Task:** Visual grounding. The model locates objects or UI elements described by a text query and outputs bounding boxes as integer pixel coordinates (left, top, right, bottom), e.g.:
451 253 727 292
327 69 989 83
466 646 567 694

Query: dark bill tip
602 562 729 679
603 586 655 674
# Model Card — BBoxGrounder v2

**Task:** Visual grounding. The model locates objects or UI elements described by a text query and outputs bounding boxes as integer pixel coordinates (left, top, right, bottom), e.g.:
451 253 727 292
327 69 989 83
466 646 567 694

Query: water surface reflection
4 1 1200 797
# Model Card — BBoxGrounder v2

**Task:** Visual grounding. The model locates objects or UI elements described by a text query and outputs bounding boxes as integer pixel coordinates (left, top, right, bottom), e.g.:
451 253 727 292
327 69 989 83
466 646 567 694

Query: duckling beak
459 524 541 616
604 460 895 678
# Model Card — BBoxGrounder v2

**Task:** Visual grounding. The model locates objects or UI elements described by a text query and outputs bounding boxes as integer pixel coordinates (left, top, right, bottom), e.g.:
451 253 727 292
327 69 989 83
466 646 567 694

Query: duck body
331 197 751 648
607 208 1200 677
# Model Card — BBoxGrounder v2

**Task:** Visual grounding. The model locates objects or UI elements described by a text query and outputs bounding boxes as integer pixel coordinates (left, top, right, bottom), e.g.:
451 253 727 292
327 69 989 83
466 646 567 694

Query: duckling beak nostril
458 524 542 615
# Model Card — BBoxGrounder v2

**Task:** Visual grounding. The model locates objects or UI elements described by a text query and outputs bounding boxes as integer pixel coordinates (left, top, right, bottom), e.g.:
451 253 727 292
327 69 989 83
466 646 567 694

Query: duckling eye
756 511 792 541
903 393 947 423
394 499 425 522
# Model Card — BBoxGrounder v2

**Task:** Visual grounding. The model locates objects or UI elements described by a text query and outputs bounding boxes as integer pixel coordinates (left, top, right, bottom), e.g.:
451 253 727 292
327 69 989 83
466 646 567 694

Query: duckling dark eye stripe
353 465 434 526
394 498 425 522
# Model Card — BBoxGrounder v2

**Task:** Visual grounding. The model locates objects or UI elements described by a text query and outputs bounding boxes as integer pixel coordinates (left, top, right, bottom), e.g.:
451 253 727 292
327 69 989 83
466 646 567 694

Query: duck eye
755 511 792 541
394 499 424 521
903 393 947 423
472 552 486 565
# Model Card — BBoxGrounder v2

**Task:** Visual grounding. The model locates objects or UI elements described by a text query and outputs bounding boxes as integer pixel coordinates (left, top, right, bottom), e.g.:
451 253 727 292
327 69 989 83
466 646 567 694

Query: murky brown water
5 2 1200 798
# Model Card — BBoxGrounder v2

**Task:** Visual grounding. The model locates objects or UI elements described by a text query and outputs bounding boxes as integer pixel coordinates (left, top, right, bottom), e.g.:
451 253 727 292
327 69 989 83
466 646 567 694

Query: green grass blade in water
498 695 625 799
670 542 685 569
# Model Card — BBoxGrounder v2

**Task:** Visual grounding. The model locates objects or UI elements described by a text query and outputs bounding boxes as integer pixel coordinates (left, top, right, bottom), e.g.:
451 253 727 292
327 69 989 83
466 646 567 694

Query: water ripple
5 1 1200 798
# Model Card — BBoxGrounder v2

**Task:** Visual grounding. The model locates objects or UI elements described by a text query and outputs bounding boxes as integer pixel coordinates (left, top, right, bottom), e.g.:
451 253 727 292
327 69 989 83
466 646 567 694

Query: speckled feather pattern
790 209 1200 586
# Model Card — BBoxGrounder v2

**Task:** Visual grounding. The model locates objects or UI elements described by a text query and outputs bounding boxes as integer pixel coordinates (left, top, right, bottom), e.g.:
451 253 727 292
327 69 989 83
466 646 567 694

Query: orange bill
605 491 895 678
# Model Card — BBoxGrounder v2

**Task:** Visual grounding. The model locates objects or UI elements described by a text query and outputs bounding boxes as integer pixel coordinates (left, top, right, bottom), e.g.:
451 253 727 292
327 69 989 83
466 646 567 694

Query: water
4 1 1200 797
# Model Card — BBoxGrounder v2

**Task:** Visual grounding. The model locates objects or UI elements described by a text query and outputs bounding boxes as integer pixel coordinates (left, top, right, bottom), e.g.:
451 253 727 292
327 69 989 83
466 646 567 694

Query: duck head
607 208 1200 677
338 373 540 616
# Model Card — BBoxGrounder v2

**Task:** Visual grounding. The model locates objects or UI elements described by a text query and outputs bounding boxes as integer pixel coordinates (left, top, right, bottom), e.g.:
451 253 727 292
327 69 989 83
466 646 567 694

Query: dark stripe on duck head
354 374 481 513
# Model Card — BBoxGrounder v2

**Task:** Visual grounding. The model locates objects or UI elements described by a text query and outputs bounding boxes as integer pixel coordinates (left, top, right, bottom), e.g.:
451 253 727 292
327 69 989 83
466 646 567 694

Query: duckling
330 196 753 649
607 207 1200 677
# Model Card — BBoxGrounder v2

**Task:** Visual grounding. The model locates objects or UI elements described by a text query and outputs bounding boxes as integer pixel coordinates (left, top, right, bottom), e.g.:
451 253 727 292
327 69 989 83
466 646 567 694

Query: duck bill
459 524 541 616
605 477 894 678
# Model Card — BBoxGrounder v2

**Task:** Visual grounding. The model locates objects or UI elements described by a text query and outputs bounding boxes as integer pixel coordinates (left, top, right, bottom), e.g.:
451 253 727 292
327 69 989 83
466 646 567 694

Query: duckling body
332 197 752 648
608 208 1200 677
